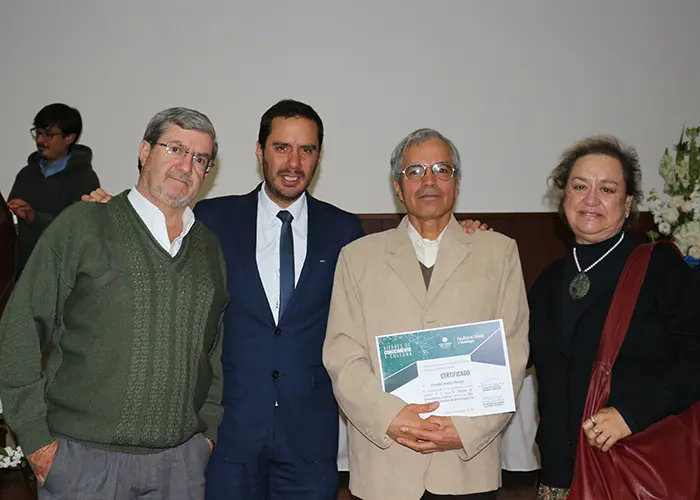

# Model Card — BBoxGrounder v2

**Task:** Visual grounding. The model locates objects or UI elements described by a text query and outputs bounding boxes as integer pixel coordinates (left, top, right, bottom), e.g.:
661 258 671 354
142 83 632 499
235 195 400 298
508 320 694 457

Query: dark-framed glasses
401 162 455 182
154 142 214 173
30 127 63 140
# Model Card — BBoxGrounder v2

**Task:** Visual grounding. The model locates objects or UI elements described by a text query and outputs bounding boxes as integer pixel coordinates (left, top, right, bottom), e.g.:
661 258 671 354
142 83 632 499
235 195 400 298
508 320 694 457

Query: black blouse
529 233 700 488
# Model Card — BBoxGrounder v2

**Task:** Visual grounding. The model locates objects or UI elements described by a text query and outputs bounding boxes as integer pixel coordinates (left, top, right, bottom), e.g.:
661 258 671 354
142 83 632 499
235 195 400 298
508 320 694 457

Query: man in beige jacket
323 128 529 500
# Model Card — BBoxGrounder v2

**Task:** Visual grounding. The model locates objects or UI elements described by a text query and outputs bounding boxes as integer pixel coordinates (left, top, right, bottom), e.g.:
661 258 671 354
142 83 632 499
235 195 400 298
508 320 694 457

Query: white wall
1 0 699 213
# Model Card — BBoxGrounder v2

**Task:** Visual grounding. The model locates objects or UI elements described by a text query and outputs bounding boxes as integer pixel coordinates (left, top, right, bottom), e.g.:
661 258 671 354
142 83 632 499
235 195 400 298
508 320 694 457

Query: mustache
417 188 442 197
168 171 193 186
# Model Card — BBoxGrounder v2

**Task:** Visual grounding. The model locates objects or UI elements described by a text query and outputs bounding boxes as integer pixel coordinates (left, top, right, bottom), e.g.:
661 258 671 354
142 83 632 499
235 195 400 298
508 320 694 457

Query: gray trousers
38 433 211 500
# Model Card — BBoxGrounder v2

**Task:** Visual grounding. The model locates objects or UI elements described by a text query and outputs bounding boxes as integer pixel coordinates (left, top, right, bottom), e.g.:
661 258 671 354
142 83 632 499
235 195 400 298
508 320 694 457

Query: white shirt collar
258 182 307 224
407 220 447 268
127 187 195 257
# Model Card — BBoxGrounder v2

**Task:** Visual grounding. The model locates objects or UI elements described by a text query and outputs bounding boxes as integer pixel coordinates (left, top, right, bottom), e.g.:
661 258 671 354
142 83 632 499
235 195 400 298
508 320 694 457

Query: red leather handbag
569 242 700 500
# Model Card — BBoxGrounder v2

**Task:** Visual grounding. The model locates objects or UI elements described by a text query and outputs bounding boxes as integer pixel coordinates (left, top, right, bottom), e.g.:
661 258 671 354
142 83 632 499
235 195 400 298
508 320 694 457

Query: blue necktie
277 210 295 320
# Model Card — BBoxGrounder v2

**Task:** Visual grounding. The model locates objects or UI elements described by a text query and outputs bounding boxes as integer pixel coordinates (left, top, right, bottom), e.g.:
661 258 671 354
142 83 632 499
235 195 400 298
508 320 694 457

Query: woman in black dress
529 136 700 499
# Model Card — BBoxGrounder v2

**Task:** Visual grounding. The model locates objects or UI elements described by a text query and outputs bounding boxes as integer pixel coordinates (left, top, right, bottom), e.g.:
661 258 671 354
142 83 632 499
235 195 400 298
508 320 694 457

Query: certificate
375 319 515 417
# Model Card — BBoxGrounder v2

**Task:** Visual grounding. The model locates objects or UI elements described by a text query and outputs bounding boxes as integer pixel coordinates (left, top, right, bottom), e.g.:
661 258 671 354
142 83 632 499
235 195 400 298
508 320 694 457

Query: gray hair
142 107 218 161
390 128 462 183
547 135 643 224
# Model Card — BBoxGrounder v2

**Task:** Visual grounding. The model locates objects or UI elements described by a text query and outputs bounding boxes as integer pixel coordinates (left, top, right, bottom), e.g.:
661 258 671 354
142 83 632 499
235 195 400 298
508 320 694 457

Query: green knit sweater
0 192 229 455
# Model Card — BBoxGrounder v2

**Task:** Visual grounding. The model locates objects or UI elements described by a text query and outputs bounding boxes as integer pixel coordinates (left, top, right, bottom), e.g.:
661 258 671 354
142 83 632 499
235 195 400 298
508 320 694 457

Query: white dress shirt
256 183 308 324
407 220 447 268
127 188 195 257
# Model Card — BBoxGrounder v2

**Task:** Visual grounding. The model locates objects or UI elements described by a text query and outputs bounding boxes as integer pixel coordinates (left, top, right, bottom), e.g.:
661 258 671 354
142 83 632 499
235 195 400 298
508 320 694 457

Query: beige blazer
323 216 530 500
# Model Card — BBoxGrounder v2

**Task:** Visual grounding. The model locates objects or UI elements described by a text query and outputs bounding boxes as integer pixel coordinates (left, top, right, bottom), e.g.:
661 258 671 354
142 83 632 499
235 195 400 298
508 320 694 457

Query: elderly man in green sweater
0 107 229 499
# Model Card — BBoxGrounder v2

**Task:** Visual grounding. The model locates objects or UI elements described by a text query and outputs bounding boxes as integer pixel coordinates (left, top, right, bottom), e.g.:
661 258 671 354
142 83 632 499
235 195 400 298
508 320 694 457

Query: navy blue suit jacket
194 185 364 464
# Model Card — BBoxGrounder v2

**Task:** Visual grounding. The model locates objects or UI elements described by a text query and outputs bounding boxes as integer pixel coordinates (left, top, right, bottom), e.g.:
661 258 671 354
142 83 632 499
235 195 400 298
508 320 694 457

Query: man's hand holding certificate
392 404 466 454
376 319 516 418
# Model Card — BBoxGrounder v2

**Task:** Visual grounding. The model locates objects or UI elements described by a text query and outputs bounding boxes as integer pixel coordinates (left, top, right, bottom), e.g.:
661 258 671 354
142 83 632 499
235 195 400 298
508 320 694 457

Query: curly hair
547 135 643 225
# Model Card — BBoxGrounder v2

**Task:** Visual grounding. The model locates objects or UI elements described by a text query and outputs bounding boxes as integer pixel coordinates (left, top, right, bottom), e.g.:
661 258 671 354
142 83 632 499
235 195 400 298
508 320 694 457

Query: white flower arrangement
646 127 700 266
0 445 25 469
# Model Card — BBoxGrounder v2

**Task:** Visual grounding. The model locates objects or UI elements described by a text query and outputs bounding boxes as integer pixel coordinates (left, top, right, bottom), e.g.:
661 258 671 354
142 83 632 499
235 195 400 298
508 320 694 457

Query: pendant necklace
569 233 625 299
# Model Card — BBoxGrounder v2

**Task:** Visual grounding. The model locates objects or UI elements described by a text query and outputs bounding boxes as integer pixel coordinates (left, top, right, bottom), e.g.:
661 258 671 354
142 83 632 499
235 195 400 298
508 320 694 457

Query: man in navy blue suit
195 100 363 500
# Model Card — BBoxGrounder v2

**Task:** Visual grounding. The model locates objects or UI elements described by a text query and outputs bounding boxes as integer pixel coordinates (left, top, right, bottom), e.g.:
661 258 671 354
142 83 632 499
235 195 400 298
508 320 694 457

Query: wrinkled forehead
402 139 453 166
159 125 214 156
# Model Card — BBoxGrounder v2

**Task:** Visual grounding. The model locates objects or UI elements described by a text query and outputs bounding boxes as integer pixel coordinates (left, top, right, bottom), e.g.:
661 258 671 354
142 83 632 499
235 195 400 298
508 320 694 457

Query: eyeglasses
153 142 214 173
30 127 63 140
401 162 456 182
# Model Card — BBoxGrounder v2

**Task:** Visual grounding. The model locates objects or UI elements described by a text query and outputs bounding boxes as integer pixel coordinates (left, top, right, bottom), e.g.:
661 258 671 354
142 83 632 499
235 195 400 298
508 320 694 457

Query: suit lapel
296 195 324 292
386 217 428 309
239 185 276 325
427 218 472 304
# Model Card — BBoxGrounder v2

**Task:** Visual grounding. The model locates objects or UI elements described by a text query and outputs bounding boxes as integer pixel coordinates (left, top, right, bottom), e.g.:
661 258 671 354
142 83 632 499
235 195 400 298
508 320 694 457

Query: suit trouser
38 433 211 500
205 408 338 500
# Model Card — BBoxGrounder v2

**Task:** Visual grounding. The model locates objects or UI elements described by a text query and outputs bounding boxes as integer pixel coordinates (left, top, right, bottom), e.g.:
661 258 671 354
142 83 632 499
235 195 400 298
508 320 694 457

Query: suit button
275 327 282 336
272 370 281 379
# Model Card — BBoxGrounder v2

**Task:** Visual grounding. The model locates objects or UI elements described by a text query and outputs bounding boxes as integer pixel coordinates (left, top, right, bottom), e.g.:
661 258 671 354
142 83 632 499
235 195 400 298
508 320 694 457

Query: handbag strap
595 241 680 372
